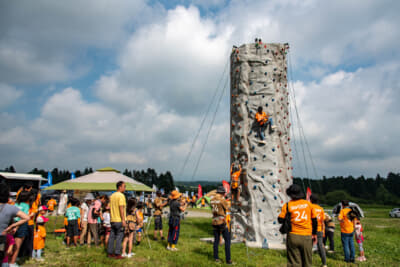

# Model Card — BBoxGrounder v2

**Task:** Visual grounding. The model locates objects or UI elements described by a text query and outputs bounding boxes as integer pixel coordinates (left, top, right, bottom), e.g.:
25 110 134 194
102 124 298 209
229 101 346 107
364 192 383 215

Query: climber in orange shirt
230 163 242 202
255 106 274 143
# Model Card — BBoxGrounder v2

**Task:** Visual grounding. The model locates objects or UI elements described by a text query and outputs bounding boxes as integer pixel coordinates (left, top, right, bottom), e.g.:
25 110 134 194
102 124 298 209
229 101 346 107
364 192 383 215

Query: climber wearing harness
255 106 274 143
210 186 232 265
230 163 242 202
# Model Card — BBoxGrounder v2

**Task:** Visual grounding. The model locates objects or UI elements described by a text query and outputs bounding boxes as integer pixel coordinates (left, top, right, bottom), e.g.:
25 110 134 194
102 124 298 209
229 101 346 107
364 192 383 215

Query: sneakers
127 253 135 258
166 246 171 251
327 250 334 254
121 253 127 257
107 254 115 258
357 256 367 262
154 237 158 241
170 247 178 251
161 237 165 240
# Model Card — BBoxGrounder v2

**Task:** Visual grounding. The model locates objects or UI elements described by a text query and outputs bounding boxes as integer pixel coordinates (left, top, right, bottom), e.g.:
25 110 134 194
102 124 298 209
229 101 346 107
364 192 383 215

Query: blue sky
1 0 399 181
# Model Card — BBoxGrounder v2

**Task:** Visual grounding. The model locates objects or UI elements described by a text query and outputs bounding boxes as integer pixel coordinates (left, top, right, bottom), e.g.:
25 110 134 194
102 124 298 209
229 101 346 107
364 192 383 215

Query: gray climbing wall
230 42 292 248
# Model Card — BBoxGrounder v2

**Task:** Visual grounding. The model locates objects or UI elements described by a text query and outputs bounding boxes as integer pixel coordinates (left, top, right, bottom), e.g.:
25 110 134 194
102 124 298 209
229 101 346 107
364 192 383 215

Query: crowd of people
279 184 366 267
0 180 366 267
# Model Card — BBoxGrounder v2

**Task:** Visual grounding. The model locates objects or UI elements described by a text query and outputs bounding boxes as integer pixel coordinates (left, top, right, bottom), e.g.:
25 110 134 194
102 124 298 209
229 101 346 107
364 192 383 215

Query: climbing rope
191 75 229 181
287 52 320 191
177 58 230 180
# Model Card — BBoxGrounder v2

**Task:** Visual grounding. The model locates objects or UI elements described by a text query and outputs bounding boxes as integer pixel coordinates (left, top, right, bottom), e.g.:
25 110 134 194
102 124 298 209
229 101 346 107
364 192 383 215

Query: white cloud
0 1 400 180
109 152 147 165
0 84 22 109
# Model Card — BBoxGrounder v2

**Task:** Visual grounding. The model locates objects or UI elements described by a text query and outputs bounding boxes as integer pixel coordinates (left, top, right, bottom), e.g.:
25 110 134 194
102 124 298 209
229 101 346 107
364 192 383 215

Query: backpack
347 206 361 220
279 203 292 234
91 206 100 219
126 214 137 231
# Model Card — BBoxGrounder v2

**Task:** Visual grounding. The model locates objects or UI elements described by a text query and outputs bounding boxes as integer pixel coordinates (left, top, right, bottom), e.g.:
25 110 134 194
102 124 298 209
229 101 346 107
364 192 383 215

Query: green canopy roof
44 168 153 192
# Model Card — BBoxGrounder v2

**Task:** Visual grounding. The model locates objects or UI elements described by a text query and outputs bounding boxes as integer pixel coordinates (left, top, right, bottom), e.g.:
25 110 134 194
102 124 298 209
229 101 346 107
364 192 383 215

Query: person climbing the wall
210 186 232 265
230 163 242 203
255 106 274 143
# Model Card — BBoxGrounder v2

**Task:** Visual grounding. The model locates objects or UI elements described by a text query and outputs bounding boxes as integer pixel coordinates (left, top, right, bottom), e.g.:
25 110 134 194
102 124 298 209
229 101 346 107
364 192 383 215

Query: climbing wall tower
230 42 292 248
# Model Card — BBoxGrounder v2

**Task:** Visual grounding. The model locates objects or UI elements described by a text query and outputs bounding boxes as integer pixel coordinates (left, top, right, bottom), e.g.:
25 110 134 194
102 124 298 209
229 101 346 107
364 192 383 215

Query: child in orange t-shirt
33 216 48 261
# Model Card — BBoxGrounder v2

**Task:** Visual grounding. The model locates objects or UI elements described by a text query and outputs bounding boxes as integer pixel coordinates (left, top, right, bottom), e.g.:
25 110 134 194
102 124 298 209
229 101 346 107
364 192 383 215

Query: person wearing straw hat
210 186 232 264
166 190 187 251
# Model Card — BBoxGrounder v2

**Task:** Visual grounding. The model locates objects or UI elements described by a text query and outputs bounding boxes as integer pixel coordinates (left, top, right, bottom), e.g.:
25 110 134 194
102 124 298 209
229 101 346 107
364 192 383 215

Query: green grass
20 207 400 266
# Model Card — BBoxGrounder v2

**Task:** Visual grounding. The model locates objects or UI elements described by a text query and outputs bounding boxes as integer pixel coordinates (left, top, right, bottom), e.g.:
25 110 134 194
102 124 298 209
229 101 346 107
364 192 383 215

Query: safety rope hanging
177 58 230 181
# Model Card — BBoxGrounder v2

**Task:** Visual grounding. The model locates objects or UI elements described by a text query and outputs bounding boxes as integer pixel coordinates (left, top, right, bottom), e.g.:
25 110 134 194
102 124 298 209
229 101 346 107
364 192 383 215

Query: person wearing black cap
210 186 232 265
278 184 317 267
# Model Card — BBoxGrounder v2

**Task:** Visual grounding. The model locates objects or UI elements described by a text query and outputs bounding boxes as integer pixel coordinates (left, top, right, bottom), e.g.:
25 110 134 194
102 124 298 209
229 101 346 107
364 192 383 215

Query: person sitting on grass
167 191 187 251
65 198 81 247
255 106 274 143
32 215 48 261
135 202 144 246
122 198 137 258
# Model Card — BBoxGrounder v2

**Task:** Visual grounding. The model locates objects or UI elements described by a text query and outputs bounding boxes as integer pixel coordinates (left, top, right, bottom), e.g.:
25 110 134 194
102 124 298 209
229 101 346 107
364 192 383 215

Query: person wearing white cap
80 193 93 246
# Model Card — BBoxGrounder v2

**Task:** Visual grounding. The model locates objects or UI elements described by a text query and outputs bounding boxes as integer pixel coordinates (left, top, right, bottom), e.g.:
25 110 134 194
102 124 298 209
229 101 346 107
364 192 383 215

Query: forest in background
1 166 399 205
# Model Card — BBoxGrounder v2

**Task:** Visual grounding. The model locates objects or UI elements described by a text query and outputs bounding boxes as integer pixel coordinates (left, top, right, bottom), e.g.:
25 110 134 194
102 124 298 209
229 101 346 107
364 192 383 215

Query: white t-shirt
103 212 111 227
80 202 89 222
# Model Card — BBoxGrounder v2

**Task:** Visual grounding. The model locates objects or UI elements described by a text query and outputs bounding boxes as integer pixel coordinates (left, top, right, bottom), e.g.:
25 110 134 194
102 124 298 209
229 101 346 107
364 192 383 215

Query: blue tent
40 172 53 189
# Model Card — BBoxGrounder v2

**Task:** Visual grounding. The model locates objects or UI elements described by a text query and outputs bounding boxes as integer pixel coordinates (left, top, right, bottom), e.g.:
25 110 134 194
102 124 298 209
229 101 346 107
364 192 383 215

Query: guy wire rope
287 53 319 182
287 54 311 185
191 75 229 181
177 58 230 180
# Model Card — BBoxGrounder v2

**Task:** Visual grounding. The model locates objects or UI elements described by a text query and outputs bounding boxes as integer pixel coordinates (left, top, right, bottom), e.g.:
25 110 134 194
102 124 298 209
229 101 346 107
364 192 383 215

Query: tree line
294 172 400 205
2 165 399 205
0 166 175 193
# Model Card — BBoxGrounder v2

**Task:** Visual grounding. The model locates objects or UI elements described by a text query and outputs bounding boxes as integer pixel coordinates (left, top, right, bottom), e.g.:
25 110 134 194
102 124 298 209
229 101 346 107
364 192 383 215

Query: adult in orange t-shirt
230 163 241 202
338 200 355 263
278 184 317 267
310 195 327 267
255 106 274 142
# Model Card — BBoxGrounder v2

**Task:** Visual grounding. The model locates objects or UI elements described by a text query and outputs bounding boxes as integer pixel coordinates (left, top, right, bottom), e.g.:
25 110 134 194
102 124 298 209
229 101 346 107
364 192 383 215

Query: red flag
306 187 312 201
222 180 230 196
198 184 203 199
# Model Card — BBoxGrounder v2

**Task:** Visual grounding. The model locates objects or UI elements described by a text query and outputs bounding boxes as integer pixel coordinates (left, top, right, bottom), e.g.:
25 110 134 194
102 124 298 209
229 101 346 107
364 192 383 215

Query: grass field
20 206 400 267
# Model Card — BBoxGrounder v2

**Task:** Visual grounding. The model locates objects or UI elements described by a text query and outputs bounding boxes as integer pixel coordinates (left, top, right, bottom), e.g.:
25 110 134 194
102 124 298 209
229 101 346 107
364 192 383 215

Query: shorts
136 228 142 233
104 226 111 235
154 215 163 230
67 220 79 237
15 222 29 238
231 187 239 194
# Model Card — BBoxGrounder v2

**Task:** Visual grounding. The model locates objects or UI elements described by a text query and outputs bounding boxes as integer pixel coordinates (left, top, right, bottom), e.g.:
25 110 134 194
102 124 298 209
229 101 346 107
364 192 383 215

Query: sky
1 0 399 181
